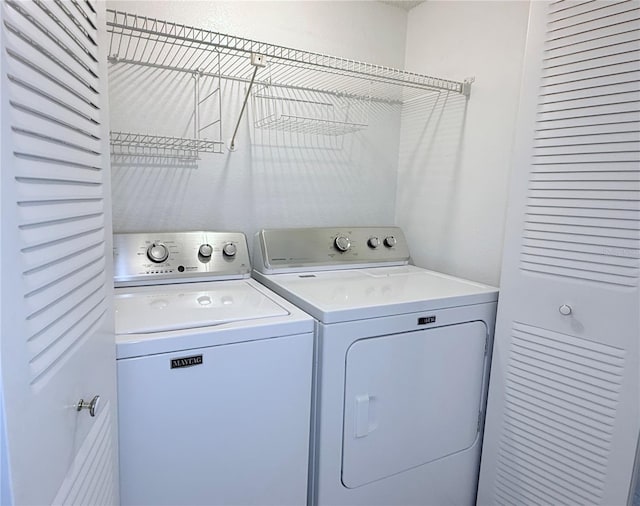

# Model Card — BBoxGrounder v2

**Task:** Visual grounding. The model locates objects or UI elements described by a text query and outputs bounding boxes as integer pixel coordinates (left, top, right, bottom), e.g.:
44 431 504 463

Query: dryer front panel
341 321 487 488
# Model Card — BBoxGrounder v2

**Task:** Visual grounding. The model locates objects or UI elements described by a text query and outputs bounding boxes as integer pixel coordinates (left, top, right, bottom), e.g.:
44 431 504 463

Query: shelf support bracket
229 54 266 151
462 77 475 98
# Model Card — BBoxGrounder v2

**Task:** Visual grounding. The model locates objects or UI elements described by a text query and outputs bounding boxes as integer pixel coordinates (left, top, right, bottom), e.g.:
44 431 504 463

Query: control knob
334 235 351 252
199 243 213 258
147 242 169 263
222 243 237 257
367 236 380 249
384 236 397 248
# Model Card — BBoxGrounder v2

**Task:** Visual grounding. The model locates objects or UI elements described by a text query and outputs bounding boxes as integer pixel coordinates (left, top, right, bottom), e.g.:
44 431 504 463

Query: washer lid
254 265 498 323
115 280 289 334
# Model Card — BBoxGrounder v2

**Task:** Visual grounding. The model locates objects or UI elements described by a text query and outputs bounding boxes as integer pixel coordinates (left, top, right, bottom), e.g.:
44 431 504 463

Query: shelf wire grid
109 131 224 159
106 9 466 104
253 85 369 136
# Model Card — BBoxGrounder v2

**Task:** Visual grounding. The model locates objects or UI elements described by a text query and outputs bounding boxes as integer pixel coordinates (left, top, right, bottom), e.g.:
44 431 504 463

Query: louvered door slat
52 0 97 47
549 1 590 12
11 131 101 170
15 178 103 201
526 204 639 218
24 257 105 328
540 91 640 113
535 131 639 146
27 276 106 380
530 180 640 191
20 213 105 249
531 170 640 181
522 238 638 266
524 228 637 248
548 0 629 20
7 39 98 112
479 2 639 503
11 107 100 151
546 31 639 62
70 0 98 32
6 78 100 137
534 140 639 154
538 100 639 119
542 71 640 95
20 228 105 271
18 199 104 227
5 72 99 134
3 19 98 101
52 402 116 505
549 4 639 34
6 1 99 77
12 157 102 185
547 14 640 46
550 0 631 21
526 212 640 230
22 241 104 294
537 125 639 141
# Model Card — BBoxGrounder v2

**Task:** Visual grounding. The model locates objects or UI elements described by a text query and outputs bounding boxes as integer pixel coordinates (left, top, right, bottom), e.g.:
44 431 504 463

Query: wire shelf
253 85 368 136
106 9 469 104
110 131 224 159
255 115 367 136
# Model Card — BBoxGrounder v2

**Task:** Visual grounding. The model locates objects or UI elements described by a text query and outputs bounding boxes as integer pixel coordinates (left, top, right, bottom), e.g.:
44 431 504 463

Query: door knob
559 304 572 316
77 395 100 417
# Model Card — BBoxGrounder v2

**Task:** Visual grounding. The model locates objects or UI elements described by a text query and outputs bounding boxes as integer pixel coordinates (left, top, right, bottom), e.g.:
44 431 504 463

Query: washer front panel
114 231 250 286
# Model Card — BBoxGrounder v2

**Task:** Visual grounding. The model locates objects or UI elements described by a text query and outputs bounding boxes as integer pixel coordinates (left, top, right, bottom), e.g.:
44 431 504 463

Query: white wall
396 1 530 286
108 1 408 244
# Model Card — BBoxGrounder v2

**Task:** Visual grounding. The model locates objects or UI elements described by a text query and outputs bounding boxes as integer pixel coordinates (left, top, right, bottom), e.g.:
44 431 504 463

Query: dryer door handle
355 394 377 438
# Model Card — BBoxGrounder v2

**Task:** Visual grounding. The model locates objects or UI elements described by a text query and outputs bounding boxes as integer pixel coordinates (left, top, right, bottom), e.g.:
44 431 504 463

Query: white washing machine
114 231 314 506
252 227 499 506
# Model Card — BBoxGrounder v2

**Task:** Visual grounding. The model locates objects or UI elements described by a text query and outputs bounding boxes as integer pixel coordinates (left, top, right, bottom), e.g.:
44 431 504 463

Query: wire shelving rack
106 9 472 150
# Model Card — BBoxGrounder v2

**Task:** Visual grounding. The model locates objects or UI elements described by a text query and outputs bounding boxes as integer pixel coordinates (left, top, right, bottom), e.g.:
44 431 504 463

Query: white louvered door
478 1 639 505
0 1 118 505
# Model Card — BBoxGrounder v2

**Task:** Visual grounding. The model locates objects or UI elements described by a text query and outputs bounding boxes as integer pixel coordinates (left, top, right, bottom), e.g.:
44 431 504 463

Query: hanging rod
106 9 472 102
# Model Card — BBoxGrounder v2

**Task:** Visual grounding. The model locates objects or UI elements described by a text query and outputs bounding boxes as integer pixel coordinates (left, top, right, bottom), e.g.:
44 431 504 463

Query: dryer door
342 321 487 488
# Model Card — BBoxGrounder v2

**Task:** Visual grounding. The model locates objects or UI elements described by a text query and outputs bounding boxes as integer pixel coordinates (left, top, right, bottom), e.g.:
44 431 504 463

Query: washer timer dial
334 235 351 252
147 242 169 263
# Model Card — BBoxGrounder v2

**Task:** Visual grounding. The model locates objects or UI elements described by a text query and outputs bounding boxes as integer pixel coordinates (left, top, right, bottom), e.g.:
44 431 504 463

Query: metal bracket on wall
229 53 266 151
462 77 475 98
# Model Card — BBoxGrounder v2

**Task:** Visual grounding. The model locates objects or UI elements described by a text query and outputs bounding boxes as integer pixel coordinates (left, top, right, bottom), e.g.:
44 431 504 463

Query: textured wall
396 1 530 286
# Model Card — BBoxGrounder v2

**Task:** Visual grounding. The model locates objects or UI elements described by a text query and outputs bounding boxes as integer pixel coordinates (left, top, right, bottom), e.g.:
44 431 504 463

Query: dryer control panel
114 231 251 287
254 227 411 274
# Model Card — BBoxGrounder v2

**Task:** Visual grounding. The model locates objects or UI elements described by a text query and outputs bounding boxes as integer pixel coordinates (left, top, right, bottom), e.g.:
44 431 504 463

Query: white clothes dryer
114 231 314 506
252 227 499 506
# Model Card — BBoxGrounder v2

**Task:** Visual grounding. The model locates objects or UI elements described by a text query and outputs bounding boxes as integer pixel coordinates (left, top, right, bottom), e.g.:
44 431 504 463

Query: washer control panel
255 227 410 272
114 231 250 287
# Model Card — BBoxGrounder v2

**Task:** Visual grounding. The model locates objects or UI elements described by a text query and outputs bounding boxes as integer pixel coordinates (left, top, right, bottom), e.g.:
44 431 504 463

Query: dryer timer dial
384 236 397 248
223 243 237 257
